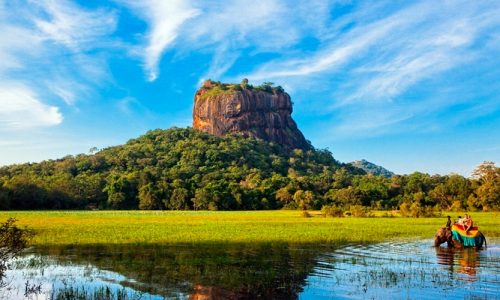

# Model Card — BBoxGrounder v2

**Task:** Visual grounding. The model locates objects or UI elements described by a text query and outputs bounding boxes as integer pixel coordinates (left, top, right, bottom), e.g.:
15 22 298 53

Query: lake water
1 239 499 299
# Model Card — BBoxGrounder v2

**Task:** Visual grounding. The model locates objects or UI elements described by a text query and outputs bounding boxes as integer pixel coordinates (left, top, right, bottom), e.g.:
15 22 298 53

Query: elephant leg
480 232 487 248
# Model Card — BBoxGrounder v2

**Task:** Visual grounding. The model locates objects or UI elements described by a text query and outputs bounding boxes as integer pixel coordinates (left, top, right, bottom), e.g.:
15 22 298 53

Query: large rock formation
193 80 311 150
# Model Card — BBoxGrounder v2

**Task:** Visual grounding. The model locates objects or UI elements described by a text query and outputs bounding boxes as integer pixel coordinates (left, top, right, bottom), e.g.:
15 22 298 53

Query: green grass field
1 211 498 246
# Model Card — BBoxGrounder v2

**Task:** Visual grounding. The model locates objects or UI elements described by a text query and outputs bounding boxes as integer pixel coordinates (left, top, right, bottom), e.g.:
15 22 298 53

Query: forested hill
0 127 360 210
348 159 394 178
0 127 498 212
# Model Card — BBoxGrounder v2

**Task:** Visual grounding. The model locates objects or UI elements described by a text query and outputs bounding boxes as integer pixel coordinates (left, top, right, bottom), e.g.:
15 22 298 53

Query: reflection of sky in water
2 255 175 300
0 239 498 299
300 239 500 299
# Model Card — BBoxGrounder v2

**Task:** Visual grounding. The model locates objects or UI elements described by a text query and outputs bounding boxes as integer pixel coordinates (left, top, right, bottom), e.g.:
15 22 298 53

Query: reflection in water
435 247 481 279
0 240 498 299
3 243 317 299
301 240 500 299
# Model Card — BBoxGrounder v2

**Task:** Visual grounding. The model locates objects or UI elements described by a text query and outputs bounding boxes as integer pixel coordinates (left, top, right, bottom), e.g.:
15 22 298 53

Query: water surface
1 239 499 299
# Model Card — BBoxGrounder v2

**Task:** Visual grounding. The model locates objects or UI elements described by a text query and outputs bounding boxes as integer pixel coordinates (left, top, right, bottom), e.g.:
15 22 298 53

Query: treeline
0 128 498 212
200 79 285 100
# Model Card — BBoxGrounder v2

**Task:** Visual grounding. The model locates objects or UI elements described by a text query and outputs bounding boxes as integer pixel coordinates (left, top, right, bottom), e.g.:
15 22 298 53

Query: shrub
449 200 463 212
381 211 396 218
0 218 34 285
399 202 411 217
400 202 439 218
230 84 242 91
321 205 344 217
282 202 299 210
423 206 440 217
349 205 373 217
301 211 312 218
410 202 421 217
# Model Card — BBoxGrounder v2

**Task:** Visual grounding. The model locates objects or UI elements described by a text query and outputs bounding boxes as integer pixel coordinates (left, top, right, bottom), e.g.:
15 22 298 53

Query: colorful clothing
451 224 482 247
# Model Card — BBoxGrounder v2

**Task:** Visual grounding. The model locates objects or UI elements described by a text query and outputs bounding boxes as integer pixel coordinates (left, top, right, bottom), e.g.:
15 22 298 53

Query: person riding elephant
434 226 486 248
464 214 474 234
445 216 452 229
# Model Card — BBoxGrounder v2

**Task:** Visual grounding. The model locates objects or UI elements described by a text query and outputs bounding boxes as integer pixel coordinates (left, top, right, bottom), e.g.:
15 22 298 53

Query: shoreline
1 211 498 246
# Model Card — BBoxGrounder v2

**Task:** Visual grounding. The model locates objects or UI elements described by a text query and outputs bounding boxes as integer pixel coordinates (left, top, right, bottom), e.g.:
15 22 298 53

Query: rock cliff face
193 80 311 150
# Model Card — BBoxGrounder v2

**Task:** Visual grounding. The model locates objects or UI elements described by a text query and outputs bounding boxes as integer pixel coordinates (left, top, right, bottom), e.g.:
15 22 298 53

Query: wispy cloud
0 0 118 131
122 0 200 81
125 0 335 82
34 0 117 50
0 84 62 130
233 0 500 138
118 0 500 142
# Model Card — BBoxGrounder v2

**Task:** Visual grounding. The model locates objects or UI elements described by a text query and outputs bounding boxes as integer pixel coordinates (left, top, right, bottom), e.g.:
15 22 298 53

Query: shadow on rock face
193 80 311 151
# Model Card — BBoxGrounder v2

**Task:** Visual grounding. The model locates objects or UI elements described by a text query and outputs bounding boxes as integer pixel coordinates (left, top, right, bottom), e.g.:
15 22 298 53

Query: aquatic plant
0 218 33 286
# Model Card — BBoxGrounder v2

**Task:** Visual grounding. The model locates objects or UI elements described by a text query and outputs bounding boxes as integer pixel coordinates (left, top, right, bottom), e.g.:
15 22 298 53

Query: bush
399 202 411 217
230 84 242 91
301 211 312 218
349 205 373 217
0 218 33 286
282 202 299 210
410 202 421 217
400 202 439 218
381 211 396 218
321 205 344 217
423 206 440 217
449 200 463 212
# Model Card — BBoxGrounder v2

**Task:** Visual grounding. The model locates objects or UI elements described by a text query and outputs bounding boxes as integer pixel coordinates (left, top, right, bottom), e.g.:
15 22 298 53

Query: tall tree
472 161 500 210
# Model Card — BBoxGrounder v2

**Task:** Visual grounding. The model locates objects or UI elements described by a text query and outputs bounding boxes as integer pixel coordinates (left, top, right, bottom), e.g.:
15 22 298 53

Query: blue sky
0 0 499 176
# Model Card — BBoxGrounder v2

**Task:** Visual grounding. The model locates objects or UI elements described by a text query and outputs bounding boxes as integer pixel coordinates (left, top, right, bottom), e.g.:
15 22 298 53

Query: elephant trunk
434 227 449 247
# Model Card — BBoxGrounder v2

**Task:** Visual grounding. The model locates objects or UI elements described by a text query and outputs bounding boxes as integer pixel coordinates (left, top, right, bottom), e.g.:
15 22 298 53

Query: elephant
434 227 487 248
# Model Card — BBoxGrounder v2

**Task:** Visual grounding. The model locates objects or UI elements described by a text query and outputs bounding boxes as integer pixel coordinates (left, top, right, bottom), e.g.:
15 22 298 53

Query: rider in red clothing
464 214 474 234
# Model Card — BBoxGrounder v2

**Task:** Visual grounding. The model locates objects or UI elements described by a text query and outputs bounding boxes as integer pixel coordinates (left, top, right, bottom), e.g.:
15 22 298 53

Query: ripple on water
301 239 500 299
0 240 499 299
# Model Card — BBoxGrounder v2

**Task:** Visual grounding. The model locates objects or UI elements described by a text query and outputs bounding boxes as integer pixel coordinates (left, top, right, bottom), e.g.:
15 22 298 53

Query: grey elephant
434 227 487 248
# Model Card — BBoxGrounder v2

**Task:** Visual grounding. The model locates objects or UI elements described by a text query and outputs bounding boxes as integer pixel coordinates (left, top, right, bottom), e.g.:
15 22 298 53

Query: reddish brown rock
193 80 311 150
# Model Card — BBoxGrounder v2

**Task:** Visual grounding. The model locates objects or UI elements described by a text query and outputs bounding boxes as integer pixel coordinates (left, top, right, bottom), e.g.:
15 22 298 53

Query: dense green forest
0 128 498 212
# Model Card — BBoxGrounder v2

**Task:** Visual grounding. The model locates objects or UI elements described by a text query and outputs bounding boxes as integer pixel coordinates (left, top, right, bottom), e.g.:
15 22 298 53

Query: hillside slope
0 127 358 210
348 159 394 178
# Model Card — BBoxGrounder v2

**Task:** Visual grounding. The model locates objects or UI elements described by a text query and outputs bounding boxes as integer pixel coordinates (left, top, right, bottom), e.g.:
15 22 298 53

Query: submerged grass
0 211 498 246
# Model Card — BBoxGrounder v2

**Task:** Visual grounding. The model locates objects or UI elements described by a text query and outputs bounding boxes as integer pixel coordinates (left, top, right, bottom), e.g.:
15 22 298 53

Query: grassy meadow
1 211 498 246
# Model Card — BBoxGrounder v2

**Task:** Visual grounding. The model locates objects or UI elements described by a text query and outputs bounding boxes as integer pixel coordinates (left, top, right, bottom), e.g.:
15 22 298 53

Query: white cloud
197 43 240 86
244 1 432 80
116 96 151 116
123 0 200 81
0 84 62 130
0 23 42 73
234 0 500 138
124 0 337 81
34 0 117 50
186 0 295 49
0 0 119 131
48 83 78 106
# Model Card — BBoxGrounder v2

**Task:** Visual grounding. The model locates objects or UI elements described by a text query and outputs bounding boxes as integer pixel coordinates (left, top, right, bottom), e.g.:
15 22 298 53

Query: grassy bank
1 211 498 246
